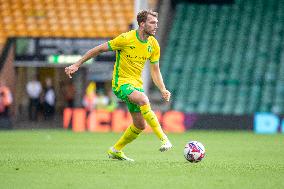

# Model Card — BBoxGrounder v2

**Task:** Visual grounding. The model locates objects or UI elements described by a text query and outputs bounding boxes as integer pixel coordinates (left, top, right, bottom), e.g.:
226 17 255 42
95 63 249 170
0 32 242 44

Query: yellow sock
113 124 142 151
140 104 167 141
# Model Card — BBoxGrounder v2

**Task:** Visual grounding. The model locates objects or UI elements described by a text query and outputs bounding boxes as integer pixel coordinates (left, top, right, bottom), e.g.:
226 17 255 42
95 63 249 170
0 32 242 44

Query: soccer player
65 10 172 161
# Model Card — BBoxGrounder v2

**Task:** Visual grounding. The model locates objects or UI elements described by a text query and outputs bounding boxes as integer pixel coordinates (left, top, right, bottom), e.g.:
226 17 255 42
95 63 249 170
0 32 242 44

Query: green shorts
112 84 144 112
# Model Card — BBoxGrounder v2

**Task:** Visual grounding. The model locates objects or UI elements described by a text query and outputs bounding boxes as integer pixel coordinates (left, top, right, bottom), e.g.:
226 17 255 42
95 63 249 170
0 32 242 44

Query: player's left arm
150 63 171 102
149 38 171 102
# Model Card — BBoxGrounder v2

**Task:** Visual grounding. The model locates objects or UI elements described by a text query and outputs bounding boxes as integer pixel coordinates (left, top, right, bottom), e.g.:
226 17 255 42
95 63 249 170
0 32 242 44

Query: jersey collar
136 30 148 43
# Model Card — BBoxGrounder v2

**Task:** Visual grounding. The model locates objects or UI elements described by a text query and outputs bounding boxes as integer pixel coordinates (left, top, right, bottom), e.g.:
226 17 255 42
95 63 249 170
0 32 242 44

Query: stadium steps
161 0 284 114
0 0 133 38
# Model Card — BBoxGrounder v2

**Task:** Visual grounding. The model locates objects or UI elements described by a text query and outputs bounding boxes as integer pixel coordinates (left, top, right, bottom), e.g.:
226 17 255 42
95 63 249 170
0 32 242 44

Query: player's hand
65 64 79 78
161 89 171 102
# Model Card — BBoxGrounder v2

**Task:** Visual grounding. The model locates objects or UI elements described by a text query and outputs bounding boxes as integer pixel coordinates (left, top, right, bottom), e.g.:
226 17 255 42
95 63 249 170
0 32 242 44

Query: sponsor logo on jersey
126 54 147 61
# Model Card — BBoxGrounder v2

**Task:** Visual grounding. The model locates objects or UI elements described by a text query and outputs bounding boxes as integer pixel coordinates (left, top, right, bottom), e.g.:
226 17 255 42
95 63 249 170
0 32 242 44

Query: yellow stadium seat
0 0 134 38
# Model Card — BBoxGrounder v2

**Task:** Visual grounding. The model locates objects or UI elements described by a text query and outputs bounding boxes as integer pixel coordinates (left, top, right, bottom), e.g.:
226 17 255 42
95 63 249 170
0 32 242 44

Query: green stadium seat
161 0 284 114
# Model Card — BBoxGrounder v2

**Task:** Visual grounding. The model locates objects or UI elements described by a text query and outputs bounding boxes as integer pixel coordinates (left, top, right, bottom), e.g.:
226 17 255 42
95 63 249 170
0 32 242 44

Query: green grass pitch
0 130 283 189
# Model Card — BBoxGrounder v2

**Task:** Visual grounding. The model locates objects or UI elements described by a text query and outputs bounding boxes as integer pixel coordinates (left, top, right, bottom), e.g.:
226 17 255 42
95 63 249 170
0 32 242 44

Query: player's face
143 15 158 36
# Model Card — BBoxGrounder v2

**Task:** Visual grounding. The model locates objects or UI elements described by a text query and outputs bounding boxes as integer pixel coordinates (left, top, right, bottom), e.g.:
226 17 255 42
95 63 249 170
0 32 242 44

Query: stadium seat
161 0 284 114
0 0 134 39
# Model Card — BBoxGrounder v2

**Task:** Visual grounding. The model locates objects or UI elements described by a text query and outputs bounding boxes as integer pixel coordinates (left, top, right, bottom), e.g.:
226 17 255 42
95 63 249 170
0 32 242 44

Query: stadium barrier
61 108 284 133
63 108 185 133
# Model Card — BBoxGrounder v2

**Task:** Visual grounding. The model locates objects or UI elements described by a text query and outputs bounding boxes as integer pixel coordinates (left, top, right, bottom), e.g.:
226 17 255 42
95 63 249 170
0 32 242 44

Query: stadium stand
0 44 3 54
148 0 159 10
161 0 284 114
0 0 134 41
0 19 5 48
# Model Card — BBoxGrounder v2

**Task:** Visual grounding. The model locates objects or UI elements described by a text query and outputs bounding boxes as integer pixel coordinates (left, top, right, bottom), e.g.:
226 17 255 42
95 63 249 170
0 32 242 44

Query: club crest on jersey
148 46 152 53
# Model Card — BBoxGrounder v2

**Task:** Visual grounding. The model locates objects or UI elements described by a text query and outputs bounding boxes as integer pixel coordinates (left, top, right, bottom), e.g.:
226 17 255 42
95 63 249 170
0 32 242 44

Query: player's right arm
65 42 109 78
65 32 127 78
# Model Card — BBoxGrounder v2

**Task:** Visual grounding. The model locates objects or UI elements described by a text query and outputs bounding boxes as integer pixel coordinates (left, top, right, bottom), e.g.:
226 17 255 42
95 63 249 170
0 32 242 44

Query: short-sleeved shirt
108 30 160 89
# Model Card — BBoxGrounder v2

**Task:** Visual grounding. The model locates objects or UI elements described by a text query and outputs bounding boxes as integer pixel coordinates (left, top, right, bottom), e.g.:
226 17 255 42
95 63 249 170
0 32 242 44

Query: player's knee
137 96 149 106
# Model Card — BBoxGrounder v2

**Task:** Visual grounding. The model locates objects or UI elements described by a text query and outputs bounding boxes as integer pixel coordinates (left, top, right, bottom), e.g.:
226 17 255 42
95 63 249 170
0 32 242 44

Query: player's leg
129 112 147 130
108 122 142 161
128 90 172 152
108 113 145 161
108 86 145 161
113 112 145 151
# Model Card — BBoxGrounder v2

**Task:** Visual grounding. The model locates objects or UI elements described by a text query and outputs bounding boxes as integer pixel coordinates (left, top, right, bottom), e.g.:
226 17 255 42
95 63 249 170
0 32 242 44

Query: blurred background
0 0 283 134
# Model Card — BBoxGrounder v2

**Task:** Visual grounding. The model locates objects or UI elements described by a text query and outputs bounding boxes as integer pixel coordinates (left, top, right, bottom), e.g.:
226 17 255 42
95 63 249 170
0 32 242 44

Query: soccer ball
184 141 205 163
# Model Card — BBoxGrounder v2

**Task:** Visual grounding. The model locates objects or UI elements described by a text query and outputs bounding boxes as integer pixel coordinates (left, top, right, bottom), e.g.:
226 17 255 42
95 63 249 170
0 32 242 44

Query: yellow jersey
108 30 160 89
